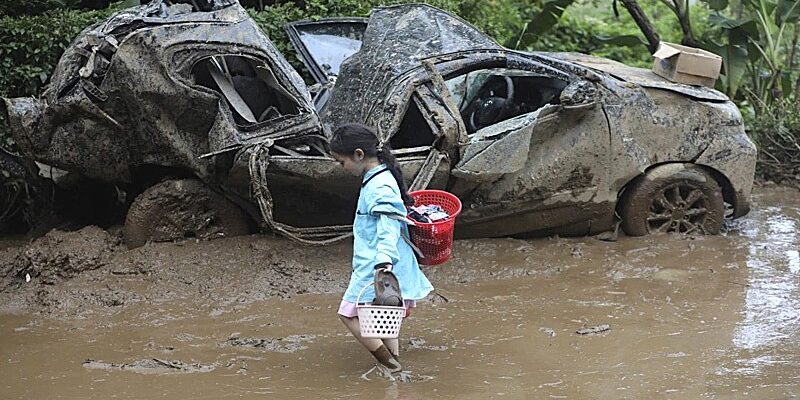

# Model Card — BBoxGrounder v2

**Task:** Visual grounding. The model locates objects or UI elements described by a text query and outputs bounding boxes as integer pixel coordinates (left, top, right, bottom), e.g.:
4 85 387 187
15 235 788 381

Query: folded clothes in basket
408 204 450 223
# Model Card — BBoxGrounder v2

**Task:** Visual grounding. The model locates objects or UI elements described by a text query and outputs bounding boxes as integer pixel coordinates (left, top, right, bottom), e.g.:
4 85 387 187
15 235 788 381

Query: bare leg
339 315 382 351
340 315 402 372
382 338 399 358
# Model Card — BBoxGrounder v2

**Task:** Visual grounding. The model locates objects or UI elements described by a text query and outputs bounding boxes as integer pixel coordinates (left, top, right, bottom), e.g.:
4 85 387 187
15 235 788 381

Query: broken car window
446 69 569 134
293 22 366 81
191 55 302 126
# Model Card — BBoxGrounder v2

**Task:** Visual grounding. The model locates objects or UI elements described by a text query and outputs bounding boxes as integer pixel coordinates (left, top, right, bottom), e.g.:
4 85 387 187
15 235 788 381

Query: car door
442 63 611 238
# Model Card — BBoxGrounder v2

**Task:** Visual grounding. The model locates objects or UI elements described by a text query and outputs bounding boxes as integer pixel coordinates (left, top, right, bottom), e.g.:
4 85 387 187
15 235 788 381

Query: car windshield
293 21 367 80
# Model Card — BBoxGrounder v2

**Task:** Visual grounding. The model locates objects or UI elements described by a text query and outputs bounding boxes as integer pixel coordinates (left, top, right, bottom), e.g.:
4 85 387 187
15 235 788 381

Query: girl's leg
339 315 382 351
339 315 402 371
381 338 399 358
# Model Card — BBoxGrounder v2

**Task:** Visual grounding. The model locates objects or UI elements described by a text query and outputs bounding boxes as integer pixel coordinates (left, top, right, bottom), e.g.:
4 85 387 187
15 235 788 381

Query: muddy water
1 187 799 399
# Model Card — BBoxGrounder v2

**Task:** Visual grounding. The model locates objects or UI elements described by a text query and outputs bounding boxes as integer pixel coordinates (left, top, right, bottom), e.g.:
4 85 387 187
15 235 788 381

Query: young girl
330 123 434 373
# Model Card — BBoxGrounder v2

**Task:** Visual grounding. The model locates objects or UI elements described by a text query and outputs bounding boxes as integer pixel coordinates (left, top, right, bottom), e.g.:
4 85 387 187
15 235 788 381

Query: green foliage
0 0 82 18
746 99 800 182
704 0 800 109
458 0 537 47
521 0 711 67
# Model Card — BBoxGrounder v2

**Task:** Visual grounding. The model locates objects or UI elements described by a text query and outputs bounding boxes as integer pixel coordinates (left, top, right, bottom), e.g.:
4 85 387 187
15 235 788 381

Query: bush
746 99 800 183
0 0 82 18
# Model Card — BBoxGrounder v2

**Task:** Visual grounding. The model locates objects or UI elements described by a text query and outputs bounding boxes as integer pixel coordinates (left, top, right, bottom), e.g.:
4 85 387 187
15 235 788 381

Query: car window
390 95 437 150
292 21 366 81
191 55 302 126
445 68 569 135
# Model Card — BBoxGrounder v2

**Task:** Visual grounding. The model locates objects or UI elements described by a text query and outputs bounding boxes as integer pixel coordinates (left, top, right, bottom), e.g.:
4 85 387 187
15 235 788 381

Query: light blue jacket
342 164 434 304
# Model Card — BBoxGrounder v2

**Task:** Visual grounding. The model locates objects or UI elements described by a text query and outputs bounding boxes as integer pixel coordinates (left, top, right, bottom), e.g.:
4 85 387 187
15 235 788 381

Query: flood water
1 186 799 399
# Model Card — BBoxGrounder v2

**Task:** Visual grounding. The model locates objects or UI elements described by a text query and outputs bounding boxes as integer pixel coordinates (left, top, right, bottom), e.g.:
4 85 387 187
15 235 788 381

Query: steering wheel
466 75 515 133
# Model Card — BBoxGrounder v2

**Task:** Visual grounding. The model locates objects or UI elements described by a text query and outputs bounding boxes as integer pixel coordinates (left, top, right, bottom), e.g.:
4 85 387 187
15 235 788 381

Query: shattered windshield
292 21 366 80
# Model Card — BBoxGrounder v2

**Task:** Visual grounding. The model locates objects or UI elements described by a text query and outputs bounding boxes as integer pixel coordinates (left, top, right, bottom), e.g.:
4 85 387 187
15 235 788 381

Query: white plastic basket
356 283 405 339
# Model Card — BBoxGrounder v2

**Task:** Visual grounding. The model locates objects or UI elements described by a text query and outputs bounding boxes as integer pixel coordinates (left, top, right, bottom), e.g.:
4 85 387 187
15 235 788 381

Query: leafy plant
746 98 800 182
705 0 800 109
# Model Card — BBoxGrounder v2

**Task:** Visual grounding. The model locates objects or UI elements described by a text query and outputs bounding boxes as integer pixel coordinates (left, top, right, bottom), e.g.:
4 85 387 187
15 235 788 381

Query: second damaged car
2 1 757 247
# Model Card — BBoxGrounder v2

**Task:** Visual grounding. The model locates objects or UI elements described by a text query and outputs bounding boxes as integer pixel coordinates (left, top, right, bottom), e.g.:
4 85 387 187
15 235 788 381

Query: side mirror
560 80 596 107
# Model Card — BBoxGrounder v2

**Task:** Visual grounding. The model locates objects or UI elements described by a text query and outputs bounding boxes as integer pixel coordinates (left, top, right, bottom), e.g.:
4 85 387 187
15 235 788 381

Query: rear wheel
620 164 724 236
124 178 251 248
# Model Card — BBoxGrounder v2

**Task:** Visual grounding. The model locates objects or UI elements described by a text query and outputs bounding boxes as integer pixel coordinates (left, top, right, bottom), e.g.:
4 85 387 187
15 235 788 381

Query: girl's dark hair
330 123 414 206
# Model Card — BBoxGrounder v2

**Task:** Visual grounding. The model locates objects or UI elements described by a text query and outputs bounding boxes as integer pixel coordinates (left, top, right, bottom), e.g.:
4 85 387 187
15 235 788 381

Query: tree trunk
620 0 661 54
674 0 700 48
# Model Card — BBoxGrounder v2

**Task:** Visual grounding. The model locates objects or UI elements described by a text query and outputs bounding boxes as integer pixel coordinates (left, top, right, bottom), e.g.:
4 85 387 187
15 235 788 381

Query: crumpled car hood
322 4 502 134
537 52 729 102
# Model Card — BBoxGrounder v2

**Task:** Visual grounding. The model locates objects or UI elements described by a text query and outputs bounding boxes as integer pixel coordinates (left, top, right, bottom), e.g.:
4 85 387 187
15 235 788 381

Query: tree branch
620 0 661 53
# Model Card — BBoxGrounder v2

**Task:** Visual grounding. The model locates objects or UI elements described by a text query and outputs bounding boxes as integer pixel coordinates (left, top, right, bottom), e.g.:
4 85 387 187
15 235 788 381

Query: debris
225 335 314 353
82 358 215 374
539 327 556 338
576 324 611 335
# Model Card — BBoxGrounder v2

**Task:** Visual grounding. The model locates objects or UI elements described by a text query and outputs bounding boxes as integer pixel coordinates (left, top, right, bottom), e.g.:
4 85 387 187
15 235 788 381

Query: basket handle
355 282 374 304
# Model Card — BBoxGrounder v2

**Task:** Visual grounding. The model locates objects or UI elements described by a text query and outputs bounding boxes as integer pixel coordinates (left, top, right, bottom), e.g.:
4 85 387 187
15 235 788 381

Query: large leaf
775 0 800 24
707 42 749 97
529 0 576 36
709 13 752 30
702 0 730 11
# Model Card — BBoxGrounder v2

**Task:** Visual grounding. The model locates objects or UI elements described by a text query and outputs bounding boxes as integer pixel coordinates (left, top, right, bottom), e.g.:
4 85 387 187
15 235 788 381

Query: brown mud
1 186 799 398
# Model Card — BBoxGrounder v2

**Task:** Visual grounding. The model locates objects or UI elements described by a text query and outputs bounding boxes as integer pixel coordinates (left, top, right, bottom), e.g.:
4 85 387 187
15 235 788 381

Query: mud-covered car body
3 1 756 241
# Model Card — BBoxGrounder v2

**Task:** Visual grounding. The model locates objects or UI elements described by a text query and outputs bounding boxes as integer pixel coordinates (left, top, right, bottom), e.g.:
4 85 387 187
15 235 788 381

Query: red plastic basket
408 190 462 266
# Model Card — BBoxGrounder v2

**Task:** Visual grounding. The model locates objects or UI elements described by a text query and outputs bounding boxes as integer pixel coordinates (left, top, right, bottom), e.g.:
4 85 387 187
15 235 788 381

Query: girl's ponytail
376 142 415 207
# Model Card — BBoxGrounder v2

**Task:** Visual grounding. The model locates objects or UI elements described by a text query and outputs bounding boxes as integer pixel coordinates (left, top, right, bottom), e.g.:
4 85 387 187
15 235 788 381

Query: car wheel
620 164 724 236
124 178 251 248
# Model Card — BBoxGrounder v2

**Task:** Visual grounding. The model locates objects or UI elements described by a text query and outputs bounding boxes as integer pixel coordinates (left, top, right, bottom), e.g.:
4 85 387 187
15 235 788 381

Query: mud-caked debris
576 324 611 335
225 334 315 353
82 358 215 374
10 226 120 285
539 327 557 338
408 337 448 351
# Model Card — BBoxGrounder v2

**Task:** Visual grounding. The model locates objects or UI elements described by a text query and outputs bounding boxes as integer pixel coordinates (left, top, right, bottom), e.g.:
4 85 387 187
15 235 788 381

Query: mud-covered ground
1 185 799 399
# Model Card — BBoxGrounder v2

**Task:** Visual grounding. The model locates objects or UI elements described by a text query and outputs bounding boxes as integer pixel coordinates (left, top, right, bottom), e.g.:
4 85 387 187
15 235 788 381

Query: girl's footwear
371 345 402 372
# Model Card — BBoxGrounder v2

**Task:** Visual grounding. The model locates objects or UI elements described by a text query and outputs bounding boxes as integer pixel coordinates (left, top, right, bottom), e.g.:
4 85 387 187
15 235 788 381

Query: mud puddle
1 186 800 398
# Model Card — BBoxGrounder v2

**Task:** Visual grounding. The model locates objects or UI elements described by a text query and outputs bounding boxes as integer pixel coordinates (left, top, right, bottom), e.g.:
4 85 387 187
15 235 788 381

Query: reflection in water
733 205 800 370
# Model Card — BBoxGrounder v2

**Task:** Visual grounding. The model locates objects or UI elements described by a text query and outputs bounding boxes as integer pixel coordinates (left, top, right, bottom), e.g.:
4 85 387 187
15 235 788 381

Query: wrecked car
2 0 757 247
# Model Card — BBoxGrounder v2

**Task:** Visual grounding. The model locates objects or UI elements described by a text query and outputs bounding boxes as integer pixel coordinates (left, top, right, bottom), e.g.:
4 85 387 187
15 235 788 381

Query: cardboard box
652 42 722 87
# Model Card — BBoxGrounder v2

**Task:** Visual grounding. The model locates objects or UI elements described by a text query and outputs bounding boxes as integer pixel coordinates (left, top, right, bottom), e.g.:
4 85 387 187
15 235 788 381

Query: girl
330 123 434 373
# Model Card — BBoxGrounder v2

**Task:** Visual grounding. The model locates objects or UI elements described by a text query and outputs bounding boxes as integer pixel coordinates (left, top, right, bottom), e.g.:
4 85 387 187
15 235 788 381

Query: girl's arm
374 214 402 268
367 183 406 268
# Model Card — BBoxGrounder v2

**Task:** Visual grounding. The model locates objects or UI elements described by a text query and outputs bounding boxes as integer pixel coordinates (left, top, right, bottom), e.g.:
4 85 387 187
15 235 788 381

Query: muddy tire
124 179 251 249
620 164 724 236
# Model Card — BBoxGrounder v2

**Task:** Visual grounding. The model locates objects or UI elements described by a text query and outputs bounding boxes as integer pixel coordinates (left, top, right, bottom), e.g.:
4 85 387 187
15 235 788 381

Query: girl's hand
375 262 393 271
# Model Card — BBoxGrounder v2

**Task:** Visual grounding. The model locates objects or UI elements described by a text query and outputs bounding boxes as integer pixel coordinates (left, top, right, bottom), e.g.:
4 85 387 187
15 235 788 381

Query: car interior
192 55 302 127
448 69 569 134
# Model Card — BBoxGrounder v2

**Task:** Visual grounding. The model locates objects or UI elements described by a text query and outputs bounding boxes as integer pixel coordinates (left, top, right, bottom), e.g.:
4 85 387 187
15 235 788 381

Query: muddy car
2 0 756 247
